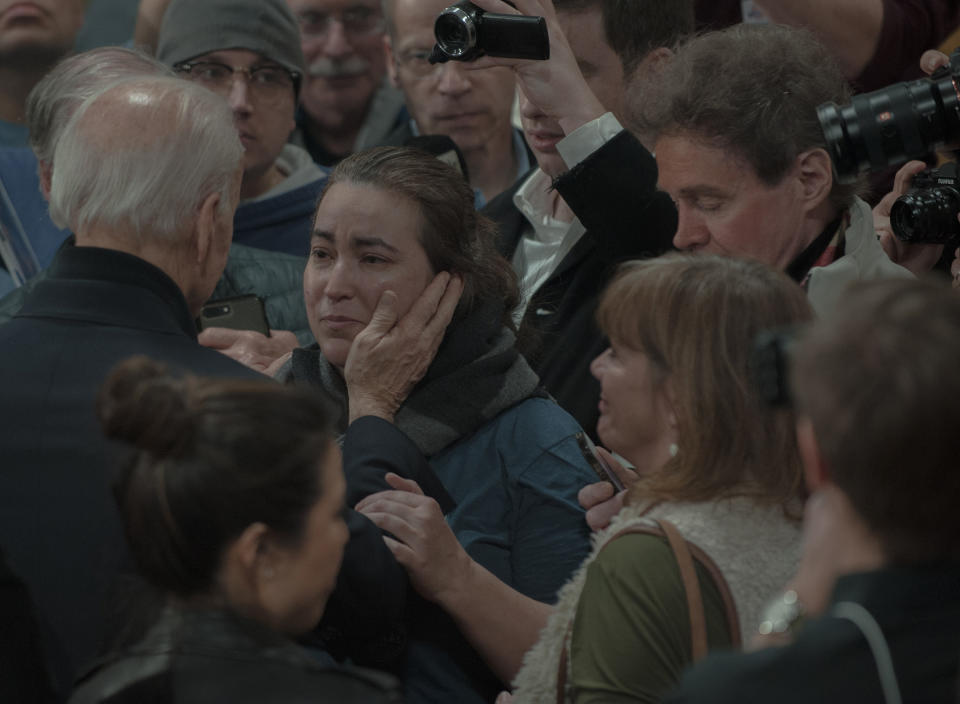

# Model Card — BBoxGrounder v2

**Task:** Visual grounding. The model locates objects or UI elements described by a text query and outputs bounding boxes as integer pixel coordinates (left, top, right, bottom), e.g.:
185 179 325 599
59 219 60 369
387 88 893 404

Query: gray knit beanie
156 0 305 93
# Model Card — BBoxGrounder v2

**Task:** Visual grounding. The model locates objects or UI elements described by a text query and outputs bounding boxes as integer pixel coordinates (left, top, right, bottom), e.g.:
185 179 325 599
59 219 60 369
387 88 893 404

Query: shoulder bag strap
555 521 742 703
683 539 741 648
831 601 902 704
555 524 660 704
656 519 708 661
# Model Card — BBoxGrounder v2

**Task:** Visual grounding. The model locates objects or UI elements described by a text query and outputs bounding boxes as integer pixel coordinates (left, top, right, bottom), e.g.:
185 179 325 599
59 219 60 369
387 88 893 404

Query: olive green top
568 533 733 703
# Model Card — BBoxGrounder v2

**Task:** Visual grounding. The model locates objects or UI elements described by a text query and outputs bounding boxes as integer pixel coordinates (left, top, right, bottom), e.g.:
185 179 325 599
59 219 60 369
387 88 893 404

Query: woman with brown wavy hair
510 253 813 703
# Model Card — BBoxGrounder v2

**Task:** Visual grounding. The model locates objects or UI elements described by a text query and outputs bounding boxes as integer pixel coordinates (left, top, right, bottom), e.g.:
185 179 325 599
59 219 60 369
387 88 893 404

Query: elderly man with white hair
0 74 261 698
0 46 316 346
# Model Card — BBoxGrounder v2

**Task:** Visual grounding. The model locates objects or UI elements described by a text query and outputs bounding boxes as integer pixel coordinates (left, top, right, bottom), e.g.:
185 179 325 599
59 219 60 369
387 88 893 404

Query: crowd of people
1 0 959 702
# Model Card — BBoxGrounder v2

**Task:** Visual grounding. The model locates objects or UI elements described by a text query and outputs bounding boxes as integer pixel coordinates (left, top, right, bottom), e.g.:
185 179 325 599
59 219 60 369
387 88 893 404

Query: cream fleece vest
511 497 802 703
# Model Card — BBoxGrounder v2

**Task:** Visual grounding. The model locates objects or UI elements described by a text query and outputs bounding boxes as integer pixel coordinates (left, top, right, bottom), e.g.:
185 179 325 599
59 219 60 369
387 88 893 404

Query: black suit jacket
0 245 413 699
483 130 677 435
0 244 264 697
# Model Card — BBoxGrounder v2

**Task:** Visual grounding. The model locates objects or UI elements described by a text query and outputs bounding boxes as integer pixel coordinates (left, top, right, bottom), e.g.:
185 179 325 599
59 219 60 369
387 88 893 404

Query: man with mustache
0 0 85 147
287 0 407 166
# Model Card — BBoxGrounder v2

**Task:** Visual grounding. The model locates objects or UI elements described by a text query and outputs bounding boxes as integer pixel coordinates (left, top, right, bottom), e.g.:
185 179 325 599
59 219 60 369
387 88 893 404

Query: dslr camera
817 48 960 184
890 163 960 245
431 1 549 63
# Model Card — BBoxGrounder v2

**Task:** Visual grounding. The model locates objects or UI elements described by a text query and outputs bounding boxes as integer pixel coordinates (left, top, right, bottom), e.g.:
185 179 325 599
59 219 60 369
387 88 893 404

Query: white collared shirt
511 112 623 324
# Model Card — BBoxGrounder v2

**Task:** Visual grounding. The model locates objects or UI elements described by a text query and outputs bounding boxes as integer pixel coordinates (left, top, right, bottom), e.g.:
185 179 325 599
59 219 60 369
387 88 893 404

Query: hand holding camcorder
430 1 549 64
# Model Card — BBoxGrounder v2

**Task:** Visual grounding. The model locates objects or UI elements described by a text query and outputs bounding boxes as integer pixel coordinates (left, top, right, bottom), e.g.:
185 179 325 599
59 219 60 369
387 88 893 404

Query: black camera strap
786 215 843 284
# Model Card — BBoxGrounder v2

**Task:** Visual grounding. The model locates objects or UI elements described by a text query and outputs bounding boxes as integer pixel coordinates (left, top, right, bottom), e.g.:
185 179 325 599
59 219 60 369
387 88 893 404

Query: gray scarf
281 303 545 457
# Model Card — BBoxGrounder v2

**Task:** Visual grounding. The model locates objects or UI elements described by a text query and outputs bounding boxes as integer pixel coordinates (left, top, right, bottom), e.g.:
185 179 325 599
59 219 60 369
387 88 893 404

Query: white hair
26 47 173 165
48 76 244 241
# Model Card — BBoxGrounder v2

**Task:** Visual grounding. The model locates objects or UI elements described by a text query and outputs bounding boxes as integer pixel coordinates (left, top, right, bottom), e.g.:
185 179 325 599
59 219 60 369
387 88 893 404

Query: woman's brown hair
596 253 812 511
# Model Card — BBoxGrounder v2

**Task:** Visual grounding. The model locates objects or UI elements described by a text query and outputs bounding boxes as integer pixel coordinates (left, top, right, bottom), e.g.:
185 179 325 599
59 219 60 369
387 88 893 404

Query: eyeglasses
175 61 298 103
395 49 444 80
296 6 384 40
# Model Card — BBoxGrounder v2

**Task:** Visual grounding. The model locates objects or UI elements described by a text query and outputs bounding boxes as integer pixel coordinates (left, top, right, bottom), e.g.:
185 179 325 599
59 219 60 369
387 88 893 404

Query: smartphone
575 432 625 492
197 295 269 335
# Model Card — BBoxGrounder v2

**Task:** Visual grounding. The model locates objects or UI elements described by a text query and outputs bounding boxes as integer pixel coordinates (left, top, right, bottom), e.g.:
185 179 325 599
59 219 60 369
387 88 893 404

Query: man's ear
38 161 53 200
384 35 400 88
796 416 830 492
795 148 834 213
631 46 673 82
194 191 222 266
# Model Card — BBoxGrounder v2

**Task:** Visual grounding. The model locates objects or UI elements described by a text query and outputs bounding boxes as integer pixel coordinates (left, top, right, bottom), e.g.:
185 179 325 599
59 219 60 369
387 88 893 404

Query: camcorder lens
435 12 474 56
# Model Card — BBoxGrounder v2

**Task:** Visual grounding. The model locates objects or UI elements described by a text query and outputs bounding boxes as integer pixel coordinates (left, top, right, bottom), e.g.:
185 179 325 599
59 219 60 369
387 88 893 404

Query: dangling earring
668 443 679 458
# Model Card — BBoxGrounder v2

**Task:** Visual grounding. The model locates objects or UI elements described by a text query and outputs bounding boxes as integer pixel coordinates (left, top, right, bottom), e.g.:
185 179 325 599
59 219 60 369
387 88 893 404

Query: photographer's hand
873 49 956 276
920 49 950 75
875 160 944 275
462 0 606 135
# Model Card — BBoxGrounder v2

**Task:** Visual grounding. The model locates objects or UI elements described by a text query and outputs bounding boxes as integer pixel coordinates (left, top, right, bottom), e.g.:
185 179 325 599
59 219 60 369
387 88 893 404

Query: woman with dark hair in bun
68 356 401 704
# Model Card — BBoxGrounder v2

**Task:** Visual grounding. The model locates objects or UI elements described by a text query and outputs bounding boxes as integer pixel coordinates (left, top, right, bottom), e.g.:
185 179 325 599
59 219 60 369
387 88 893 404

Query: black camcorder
817 49 960 184
431 1 549 64
890 163 960 245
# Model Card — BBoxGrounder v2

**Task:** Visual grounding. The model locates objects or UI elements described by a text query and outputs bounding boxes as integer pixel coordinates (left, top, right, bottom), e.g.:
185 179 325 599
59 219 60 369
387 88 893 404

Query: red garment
693 0 960 90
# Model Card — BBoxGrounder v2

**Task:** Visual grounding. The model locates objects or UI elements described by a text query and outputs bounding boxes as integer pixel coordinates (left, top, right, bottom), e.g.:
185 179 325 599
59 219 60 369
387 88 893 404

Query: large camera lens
891 187 960 244
817 50 960 184
434 6 477 58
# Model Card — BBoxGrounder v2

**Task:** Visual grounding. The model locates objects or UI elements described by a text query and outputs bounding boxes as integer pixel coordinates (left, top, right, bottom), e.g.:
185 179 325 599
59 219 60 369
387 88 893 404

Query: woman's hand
345 273 463 422
356 473 476 606
577 447 638 531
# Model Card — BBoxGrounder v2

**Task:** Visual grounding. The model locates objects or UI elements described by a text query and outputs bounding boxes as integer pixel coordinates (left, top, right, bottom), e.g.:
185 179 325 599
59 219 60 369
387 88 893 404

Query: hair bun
97 356 195 457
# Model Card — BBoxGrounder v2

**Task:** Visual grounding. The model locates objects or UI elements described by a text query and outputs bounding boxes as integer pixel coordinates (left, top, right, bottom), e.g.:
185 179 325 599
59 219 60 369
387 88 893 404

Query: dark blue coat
0 244 263 697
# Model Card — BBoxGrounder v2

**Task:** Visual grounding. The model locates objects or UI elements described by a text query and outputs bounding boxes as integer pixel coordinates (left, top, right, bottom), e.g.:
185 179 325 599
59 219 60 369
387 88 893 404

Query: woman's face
304 181 436 368
590 340 676 468
262 442 349 635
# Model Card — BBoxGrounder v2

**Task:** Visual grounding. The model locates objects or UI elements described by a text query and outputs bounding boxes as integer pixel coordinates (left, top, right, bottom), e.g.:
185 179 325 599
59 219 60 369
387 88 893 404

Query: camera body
432 1 549 63
891 163 960 245
817 49 960 183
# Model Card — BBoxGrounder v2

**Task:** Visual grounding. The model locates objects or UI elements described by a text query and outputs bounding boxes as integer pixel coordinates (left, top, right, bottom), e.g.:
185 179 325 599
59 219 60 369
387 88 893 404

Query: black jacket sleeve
0 547 56 704
342 415 454 513
310 416 454 671
553 129 677 261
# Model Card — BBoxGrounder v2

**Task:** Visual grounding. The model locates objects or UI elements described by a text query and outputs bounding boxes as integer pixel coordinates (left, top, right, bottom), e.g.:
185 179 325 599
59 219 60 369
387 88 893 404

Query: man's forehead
287 0 379 11
392 0 448 37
